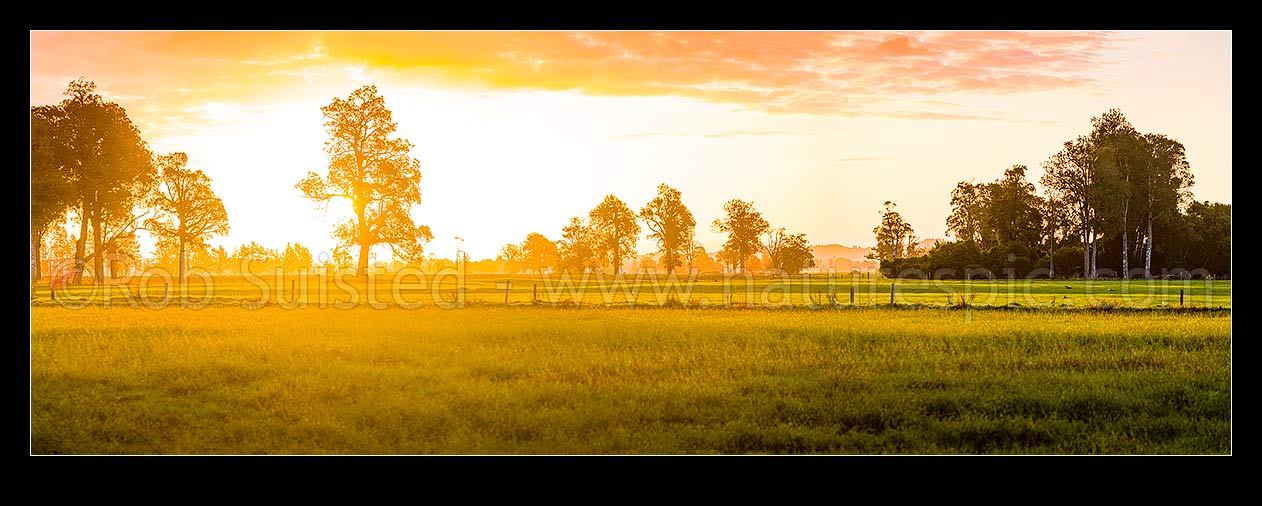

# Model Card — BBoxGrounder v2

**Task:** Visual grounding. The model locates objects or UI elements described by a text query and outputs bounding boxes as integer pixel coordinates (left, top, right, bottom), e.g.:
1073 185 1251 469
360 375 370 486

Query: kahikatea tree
148 152 230 281
296 85 433 276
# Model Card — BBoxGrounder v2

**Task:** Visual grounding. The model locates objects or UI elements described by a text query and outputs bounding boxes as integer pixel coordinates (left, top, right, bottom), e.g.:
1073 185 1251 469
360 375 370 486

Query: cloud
836 156 893 162
700 129 800 138
609 129 801 140
31 31 1126 119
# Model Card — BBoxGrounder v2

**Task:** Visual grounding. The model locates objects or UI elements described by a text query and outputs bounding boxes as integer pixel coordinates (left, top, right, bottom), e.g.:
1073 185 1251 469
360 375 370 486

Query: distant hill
810 240 946 272
914 238 943 253
812 244 873 262
811 244 878 272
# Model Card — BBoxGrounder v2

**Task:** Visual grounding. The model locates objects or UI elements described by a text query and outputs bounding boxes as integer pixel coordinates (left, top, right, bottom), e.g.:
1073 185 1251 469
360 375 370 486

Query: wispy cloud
31 31 1126 120
701 129 799 138
609 129 801 140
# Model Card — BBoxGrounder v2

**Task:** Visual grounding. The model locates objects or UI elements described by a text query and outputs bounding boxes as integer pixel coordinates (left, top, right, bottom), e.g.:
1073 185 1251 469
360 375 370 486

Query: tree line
34 83 1227 282
497 184 816 276
31 80 231 284
874 109 1230 279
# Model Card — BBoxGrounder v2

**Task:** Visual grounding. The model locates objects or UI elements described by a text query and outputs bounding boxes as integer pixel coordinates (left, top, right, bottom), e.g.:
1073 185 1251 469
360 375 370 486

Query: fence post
889 283 895 306
533 283 538 303
1180 288 1184 307
504 280 511 305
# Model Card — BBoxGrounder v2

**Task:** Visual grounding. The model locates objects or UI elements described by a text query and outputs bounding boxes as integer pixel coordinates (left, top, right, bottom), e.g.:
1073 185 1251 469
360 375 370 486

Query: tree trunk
1048 237 1055 278
33 228 43 282
1090 233 1097 279
1145 210 1153 279
1121 198 1130 280
92 216 104 285
355 202 370 277
74 208 89 284
179 236 186 283
1085 224 1095 280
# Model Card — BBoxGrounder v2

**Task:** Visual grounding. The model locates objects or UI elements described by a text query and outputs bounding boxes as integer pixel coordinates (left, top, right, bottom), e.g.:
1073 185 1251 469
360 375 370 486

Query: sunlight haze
29 30 1232 261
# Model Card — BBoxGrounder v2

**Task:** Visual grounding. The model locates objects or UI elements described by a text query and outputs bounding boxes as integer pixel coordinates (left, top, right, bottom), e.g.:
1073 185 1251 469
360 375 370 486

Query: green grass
30 273 1232 309
31 305 1231 454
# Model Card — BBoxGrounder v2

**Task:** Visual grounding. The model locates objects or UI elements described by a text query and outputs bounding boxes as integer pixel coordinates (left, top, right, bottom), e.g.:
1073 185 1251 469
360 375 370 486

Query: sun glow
30 31 1231 261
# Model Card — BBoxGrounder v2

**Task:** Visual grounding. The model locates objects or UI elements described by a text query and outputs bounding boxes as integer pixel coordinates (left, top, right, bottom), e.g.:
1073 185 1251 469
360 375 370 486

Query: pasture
29 272 1232 309
30 276 1232 454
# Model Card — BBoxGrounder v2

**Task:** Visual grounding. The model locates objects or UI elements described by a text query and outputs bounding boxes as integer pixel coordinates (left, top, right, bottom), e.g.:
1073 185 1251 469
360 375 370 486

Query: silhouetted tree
588 195 640 274
689 246 723 274
763 228 815 275
47 79 155 283
639 183 696 274
520 232 559 274
1089 109 1146 279
712 199 769 273
986 165 1042 249
234 241 278 274
296 85 433 276
869 201 915 261
1137 133 1194 278
30 106 72 282
282 243 314 273
1042 134 1098 278
946 181 987 247
147 152 230 281
557 216 599 273
498 243 526 274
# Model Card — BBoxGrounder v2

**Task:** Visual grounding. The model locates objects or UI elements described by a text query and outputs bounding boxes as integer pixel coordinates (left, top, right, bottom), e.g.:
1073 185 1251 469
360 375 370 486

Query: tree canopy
296 85 433 275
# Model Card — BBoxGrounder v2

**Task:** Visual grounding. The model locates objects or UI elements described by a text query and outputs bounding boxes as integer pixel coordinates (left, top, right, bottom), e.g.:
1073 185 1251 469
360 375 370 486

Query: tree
946 181 987 248
985 165 1042 249
1041 135 1098 278
31 106 73 282
1036 195 1073 276
147 152 230 281
588 195 641 274
40 227 77 279
637 254 660 272
869 201 915 261
763 228 816 275
48 79 155 283
234 242 278 274
211 245 231 274
639 183 696 274
557 216 599 273
690 246 723 274
1137 133 1193 278
282 243 314 273
1180 201 1230 277
1089 109 1145 279
712 199 769 273
520 232 559 274
296 85 433 276
498 243 526 274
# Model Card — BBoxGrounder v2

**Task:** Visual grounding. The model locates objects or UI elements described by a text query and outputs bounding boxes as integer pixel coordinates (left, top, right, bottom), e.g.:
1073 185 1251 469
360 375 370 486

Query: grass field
29 272 1232 309
31 300 1231 454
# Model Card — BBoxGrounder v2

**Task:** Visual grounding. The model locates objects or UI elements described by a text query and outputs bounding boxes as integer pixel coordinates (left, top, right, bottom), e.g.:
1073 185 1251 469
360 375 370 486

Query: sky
29 31 1232 261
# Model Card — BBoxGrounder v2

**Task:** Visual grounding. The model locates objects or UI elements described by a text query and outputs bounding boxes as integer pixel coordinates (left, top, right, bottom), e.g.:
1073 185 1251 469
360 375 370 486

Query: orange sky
30 31 1232 261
